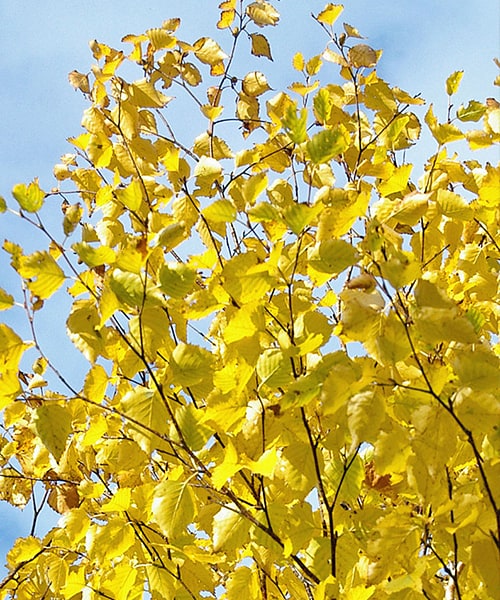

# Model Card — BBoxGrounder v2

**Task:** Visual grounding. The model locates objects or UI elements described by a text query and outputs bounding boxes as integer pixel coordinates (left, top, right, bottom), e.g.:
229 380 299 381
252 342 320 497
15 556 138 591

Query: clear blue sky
0 0 498 579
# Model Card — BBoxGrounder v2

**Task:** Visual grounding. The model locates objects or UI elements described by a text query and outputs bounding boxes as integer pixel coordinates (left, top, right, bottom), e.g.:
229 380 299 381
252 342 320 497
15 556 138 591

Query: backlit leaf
446 70 463 95
348 44 378 68
33 403 72 462
306 127 349 164
0 288 14 311
316 4 344 26
457 100 486 122
152 479 195 538
12 181 45 213
18 251 65 299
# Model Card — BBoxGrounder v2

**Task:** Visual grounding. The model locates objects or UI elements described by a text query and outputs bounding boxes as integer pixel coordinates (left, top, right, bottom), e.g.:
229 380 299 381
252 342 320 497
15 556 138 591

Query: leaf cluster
0 2 499 599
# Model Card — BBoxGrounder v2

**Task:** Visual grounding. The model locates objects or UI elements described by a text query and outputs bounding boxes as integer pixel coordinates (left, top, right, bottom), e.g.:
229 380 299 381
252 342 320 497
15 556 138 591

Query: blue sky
0 0 498 580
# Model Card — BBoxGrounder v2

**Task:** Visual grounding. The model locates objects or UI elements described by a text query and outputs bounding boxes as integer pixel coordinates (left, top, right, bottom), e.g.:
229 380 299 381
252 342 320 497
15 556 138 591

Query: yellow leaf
87 518 135 561
171 342 214 387
436 188 473 219
377 163 413 197
316 3 344 26
0 287 14 310
152 480 195 538
453 349 499 391
202 198 237 223
146 28 176 50
130 78 172 108
33 403 72 462
347 389 385 445
322 48 348 67
425 104 464 144
348 44 379 68
242 71 271 96
6 536 42 568
446 70 463 95
73 242 116 267
246 447 278 477
193 37 228 65
121 388 170 453
212 440 241 490
12 180 45 213
116 179 143 211
217 0 236 29
246 1 280 27
194 155 223 185
307 239 358 275
343 22 364 39
250 33 273 60
83 364 109 404
101 488 131 512
256 348 292 388
68 70 90 94
18 251 65 299
213 505 250 551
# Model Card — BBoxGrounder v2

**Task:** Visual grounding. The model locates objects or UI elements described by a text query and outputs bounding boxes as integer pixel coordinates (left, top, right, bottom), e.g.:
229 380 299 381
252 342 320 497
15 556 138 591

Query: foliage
1 2 499 598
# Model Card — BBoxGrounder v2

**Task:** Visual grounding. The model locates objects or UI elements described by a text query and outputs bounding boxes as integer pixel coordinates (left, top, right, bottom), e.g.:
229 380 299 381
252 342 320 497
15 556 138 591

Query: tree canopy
0 2 499 598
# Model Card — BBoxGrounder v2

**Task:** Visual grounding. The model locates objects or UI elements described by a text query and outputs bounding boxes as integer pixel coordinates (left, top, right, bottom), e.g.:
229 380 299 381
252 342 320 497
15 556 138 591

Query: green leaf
12 181 45 213
176 404 211 452
159 263 197 299
282 106 308 144
282 202 322 235
109 269 145 307
306 128 349 164
171 342 213 387
33 404 72 462
307 239 358 275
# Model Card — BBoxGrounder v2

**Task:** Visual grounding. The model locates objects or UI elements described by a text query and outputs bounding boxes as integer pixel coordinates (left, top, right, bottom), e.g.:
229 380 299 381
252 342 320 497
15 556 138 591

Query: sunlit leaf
12 181 45 213
33 403 72 462
446 70 463 95
18 251 65 299
193 37 228 64
0 288 14 311
457 100 486 122
316 4 344 26
306 127 349 164
246 1 280 27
